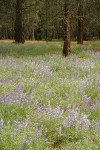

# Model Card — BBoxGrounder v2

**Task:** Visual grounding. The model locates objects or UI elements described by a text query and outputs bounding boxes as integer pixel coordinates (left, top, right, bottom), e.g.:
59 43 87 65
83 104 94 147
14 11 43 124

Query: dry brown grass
0 40 14 43
0 40 48 44
84 40 100 45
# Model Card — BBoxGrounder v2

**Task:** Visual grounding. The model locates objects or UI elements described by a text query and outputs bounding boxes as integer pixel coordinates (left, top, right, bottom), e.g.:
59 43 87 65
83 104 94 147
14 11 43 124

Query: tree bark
77 0 83 44
1 25 6 39
98 28 100 39
63 0 71 57
31 20 35 41
14 0 25 43
45 0 48 41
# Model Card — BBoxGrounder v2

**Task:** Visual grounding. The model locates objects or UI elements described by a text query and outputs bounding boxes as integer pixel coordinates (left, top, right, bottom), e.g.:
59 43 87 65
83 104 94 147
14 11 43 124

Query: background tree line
0 0 100 56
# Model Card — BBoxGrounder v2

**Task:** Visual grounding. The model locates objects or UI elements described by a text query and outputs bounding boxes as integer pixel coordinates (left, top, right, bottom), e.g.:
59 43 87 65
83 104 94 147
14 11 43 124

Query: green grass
0 40 100 58
0 42 63 57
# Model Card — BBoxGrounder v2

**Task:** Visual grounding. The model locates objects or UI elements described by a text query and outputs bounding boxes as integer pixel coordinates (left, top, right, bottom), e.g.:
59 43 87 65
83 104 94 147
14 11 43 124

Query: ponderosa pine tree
77 0 83 44
63 0 71 57
14 0 25 43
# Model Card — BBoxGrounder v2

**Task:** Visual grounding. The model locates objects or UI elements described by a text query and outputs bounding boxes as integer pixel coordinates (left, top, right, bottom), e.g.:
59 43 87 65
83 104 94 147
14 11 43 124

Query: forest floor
0 40 100 150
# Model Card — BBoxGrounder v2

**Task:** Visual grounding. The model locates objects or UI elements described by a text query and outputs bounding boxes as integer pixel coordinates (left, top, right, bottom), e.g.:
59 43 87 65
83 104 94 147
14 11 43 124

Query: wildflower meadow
0 41 100 150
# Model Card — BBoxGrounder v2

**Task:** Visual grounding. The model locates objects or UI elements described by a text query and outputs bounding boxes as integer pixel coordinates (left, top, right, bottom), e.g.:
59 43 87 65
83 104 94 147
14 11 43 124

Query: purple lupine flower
91 120 100 132
63 106 79 127
34 102 64 119
1 94 6 103
22 136 28 144
80 114 91 130
40 65 52 77
91 102 100 111
37 101 46 113
46 105 64 119
33 123 43 140
14 120 23 133
24 115 29 129
74 57 79 66
83 95 91 106
0 83 33 105
63 111 79 127
0 119 3 131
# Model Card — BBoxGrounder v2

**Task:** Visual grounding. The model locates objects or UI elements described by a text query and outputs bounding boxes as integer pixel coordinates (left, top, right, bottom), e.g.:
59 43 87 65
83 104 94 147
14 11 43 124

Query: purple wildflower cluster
0 51 100 149
33 123 44 140
33 101 64 119
33 102 93 131
83 94 91 106
63 105 91 130
0 84 33 105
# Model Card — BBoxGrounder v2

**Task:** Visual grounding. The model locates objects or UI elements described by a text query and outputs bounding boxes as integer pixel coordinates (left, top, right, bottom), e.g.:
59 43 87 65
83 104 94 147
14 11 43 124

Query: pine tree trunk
1 25 5 39
63 0 71 57
77 0 83 44
31 20 35 41
98 28 100 39
14 0 25 43
45 0 48 41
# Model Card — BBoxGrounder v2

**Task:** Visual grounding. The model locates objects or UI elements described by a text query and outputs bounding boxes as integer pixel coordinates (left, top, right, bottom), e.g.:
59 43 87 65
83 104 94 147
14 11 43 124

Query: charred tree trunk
14 0 25 43
77 0 83 44
63 0 71 57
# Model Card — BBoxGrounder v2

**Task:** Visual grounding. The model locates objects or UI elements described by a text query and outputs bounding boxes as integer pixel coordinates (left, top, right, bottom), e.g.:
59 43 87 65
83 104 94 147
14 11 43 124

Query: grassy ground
0 40 100 150
0 40 100 57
